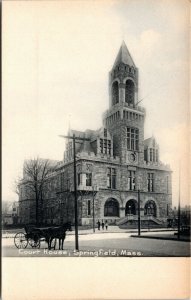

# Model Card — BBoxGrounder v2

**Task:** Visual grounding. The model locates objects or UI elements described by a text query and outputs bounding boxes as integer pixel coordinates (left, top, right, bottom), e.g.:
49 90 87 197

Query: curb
131 235 190 242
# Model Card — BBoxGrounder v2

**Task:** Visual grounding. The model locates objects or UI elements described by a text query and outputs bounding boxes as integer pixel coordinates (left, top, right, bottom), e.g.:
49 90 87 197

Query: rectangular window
77 173 82 186
153 149 155 162
128 171 136 190
86 173 92 186
104 139 107 154
147 173 154 192
166 176 169 193
100 138 103 153
112 168 116 189
108 140 111 155
127 127 139 150
100 138 111 155
156 149 158 162
150 149 153 161
107 168 111 188
107 168 116 189
149 148 158 162
87 200 91 216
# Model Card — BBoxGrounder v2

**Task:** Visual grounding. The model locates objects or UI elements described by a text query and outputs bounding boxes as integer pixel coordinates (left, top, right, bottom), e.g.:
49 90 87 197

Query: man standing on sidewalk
97 220 100 230
101 220 105 230
105 220 108 230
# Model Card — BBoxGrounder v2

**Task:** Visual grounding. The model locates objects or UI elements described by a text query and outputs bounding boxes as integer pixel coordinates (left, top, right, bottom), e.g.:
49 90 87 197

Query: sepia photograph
2 0 190 299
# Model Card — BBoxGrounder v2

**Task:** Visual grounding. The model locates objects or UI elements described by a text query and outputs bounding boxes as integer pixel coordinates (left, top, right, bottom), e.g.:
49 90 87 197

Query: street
2 227 190 257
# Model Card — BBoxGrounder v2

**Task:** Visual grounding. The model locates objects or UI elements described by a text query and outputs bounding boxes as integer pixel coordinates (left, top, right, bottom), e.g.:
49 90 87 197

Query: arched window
125 80 135 105
112 81 119 106
104 198 119 217
125 199 137 215
144 200 157 217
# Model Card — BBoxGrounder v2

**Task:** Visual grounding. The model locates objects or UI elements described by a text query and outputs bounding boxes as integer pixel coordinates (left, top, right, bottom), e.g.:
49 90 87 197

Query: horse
46 222 72 250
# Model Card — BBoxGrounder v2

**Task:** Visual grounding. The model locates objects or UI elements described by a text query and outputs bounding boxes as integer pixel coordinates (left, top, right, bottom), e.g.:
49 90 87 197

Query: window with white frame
100 138 111 155
127 128 139 150
128 171 136 190
86 173 92 186
107 168 116 189
147 173 154 192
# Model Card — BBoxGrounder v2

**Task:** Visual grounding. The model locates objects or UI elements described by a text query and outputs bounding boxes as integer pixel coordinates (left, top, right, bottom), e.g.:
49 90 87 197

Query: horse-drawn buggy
14 222 72 250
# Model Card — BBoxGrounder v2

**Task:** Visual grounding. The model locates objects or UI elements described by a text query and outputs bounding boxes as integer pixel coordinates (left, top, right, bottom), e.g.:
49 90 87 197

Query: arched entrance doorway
104 198 119 217
125 199 137 215
144 200 157 217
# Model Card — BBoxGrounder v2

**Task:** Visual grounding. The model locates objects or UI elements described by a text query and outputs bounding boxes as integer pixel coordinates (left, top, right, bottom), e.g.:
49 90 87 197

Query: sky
2 0 190 206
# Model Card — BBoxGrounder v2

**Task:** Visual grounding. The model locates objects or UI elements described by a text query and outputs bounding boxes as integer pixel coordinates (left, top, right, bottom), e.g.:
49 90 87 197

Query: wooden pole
177 163 181 240
73 134 79 250
138 189 141 236
93 189 95 233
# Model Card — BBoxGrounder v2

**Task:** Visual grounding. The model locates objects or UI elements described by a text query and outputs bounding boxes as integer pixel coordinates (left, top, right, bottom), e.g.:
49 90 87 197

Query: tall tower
103 41 145 165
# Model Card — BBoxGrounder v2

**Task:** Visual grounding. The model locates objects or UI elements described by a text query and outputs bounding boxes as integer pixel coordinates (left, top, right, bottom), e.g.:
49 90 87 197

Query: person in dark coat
101 220 105 230
97 220 100 230
105 220 108 230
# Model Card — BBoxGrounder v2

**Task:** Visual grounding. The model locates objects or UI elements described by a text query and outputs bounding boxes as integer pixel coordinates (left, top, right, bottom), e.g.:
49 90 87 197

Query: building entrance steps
117 215 163 227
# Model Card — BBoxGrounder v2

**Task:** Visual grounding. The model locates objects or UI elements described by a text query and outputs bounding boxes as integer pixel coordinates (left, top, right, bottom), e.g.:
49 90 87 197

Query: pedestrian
101 220 105 230
97 220 100 230
105 220 108 230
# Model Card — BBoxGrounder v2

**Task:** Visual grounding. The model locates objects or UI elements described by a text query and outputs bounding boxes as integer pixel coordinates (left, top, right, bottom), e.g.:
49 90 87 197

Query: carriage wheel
14 232 28 249
28 237 40 249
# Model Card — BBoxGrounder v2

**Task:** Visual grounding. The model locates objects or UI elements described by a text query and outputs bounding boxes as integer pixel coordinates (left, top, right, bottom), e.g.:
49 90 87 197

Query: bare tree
18 157 57 225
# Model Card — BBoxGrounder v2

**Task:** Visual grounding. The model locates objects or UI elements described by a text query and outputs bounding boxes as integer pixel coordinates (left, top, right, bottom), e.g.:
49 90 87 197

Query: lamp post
92 186 95 233
148 206 150 231
92 185 98 233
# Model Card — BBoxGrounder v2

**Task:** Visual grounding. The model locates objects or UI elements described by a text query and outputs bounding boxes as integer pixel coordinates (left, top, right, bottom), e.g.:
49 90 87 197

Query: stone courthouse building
19 42 172 226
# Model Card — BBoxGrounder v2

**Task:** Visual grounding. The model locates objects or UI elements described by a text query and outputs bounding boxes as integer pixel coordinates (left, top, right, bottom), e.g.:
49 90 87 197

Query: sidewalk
2 226 176 238
75 227 175 235
131 232 190 242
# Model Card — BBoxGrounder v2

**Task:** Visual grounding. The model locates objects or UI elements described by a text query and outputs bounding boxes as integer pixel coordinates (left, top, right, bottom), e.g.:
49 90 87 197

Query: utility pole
73 134 78 250
138 188 141 236
59 134 90 251
177 163 181 240
93 188 95 233
92 185 98 233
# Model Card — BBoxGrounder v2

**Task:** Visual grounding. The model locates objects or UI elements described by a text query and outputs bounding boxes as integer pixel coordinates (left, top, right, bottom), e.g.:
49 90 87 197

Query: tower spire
112 41 136 70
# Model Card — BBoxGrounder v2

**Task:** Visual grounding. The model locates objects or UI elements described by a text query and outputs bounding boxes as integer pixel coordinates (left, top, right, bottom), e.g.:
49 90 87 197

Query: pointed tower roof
112 41 136 70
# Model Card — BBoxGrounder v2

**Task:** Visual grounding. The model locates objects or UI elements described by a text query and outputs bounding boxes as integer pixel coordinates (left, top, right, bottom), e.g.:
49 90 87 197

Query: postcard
2 0 190 299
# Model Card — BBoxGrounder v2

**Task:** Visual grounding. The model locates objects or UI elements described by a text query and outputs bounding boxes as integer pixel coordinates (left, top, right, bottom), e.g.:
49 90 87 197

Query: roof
144 136 158 148
144 137 153 147
66 127 111 155
69 129 85 138
79 140 94 153
112 41 136 70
